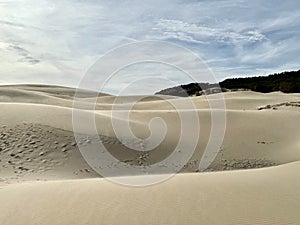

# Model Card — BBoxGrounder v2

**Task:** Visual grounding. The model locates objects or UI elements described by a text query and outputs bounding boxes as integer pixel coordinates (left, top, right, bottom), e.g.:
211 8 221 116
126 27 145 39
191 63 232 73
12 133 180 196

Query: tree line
156 70 300 96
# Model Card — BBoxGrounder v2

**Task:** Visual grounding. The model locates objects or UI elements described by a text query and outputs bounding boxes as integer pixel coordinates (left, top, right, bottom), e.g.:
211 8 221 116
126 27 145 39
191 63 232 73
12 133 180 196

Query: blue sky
0 0 299 94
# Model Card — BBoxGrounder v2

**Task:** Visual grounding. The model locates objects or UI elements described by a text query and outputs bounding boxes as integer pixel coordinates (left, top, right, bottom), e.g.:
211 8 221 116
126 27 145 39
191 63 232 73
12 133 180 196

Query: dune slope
0 162 300 225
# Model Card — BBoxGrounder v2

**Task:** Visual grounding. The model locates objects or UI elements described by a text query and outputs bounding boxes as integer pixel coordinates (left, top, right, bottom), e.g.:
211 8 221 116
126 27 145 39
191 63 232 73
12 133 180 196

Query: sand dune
0 162 300 225
0 85 299 224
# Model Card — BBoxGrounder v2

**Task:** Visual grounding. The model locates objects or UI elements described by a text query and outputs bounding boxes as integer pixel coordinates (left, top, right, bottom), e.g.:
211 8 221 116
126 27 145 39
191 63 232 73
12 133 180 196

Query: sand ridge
0 85 299 184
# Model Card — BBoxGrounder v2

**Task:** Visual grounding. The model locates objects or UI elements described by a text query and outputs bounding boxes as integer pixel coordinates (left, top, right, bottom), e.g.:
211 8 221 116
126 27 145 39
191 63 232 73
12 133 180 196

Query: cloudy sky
0 0 299 94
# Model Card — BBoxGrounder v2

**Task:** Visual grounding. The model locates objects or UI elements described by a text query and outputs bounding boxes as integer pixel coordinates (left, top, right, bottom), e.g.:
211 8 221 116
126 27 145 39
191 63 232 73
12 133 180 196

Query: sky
0 0 299 94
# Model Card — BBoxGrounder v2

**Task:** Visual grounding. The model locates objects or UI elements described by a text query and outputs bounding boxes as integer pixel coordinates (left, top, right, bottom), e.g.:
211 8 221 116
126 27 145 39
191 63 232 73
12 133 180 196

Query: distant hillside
156 70 300 96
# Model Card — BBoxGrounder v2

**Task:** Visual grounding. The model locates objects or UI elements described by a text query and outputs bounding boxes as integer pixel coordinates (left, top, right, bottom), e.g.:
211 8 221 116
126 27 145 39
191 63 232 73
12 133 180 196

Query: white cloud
152 19 266 44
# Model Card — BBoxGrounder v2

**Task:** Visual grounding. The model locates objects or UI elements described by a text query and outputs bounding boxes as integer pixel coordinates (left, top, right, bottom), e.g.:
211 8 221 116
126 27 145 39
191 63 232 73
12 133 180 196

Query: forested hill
155 70 300 96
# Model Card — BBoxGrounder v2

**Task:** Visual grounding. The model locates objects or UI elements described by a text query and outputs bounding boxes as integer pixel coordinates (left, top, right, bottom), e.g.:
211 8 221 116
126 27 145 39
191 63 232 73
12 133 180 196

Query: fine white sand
0 85 299 224
0 162 300 225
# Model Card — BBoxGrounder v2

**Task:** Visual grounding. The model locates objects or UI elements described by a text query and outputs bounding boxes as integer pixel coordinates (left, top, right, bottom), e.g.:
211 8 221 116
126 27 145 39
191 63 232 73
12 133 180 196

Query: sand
0 84 299 224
